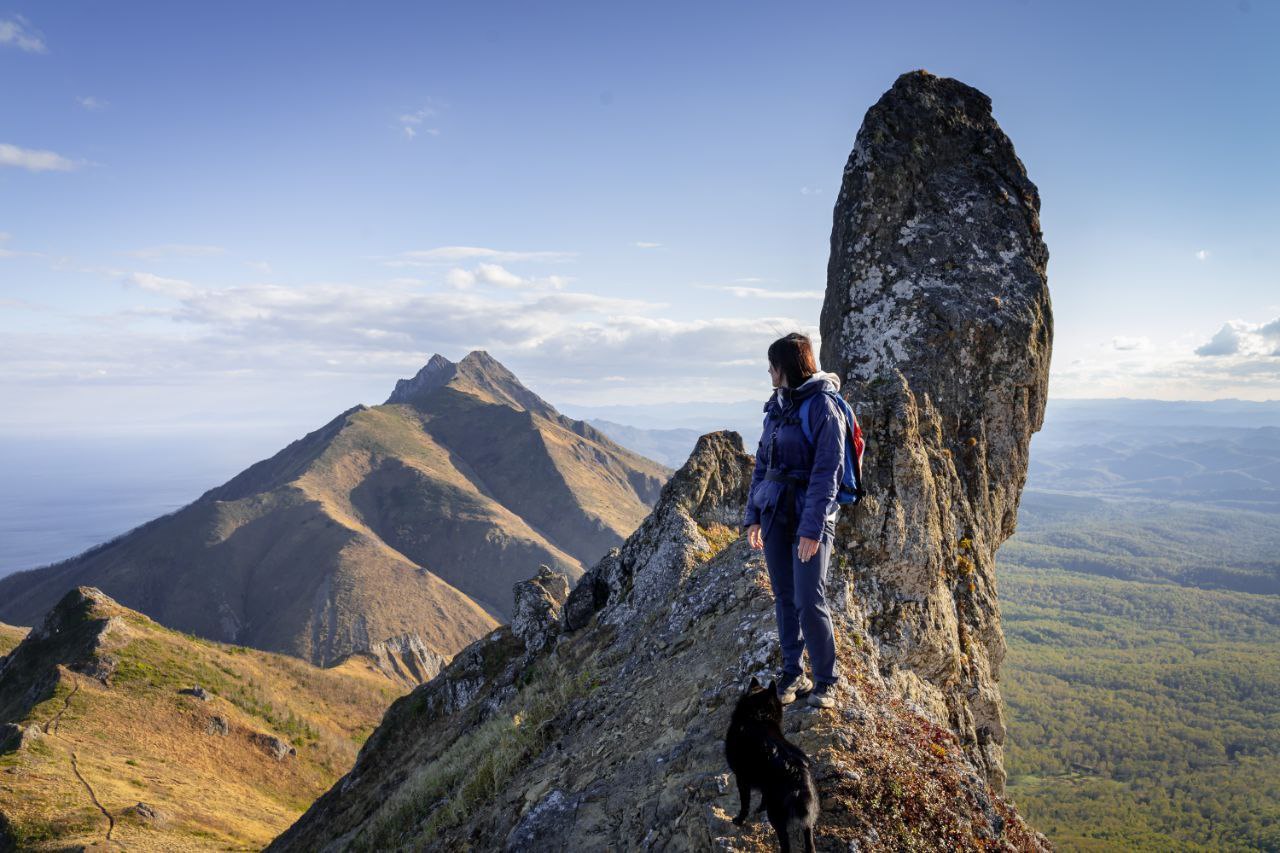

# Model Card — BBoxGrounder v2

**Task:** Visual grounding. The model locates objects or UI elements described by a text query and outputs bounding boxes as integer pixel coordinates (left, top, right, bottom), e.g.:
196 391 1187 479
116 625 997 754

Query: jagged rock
206 715 230 736
562 556 611 632
564 431 753 638
269 427 1047 851
365 633 448 685
0 722 42 753
250 732 297 761
819 69 1052 792
179 686 210 701
511 565 570 651
505 789 581 850
384 353 456 404
70 652 118 685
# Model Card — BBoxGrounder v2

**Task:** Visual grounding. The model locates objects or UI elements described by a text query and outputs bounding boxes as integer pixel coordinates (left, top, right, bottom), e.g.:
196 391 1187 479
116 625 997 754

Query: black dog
724 677 819 853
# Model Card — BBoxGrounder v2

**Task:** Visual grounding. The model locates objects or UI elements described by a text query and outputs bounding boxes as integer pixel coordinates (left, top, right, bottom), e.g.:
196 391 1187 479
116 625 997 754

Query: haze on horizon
2 0 1278 440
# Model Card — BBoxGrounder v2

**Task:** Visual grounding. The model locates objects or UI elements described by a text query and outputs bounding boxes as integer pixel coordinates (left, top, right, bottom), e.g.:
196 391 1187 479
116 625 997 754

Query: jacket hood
769 370 842 411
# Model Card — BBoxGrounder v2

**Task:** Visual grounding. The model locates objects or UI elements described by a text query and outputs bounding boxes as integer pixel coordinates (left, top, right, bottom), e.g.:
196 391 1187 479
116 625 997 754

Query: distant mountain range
587 397 1280 511
0 351 669 674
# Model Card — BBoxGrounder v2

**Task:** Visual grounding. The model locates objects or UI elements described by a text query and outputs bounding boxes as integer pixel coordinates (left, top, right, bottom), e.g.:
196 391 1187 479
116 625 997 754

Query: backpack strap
798 396 815 445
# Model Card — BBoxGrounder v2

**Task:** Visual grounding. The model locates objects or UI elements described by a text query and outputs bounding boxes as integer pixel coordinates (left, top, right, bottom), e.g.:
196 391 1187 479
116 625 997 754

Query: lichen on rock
819 69 1052 792
511 565 571 651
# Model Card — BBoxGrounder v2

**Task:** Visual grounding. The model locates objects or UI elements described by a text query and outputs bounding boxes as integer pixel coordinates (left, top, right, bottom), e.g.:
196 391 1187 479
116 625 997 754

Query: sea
0 429 296 579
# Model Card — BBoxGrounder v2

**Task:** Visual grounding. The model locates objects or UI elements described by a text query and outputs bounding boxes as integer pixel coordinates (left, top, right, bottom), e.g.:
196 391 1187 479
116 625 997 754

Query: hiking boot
776 672 813 705
807 681 837 708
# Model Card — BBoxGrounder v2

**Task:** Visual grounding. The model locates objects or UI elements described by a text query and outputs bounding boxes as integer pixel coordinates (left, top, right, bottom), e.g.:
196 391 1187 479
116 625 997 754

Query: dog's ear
767 680 778 695
749 675 760 689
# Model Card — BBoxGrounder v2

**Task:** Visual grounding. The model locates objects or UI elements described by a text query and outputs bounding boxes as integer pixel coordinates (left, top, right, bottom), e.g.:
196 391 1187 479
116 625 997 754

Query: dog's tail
786 773 820 851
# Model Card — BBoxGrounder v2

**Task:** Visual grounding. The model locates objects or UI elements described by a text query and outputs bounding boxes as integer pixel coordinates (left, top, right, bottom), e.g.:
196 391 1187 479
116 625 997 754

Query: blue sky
2 0 1278 436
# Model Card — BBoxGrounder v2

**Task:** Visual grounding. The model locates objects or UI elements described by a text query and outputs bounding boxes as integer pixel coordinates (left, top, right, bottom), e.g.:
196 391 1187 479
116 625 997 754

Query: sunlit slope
0 587 402 852
0 624 26 657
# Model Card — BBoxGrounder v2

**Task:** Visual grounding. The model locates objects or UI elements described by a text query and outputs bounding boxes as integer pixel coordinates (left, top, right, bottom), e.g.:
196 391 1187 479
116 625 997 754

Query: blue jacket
742 371 847 542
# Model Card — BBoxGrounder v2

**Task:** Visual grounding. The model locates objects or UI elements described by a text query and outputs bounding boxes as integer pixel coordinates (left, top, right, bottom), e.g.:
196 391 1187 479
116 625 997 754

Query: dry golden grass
0 600 403 851
0 622 27 656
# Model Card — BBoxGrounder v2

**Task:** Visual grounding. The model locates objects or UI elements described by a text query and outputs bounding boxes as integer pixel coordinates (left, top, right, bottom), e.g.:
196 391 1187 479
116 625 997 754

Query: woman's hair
767 332 818 388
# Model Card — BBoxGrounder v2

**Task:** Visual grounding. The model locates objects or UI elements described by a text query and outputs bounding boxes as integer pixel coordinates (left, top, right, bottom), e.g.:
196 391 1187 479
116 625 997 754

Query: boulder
510 566 570 651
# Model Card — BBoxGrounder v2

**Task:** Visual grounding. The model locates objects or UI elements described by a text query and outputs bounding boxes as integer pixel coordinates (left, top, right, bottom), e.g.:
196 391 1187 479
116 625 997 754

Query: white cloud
385 246 577 266
696 284 824 300
77 96 109 111
442 263 569 291
475 263 523 288
800 186 823 196
126 244 227 260
124 272 200 299
398 101 443 139
1110 336 1151 351
0 15 45 53
444 268 476 289
1194 317 1280 358
633 241 662 249
0 143 80 172
1195 249 1209 261
1052 316 1280 400
1 268 814 406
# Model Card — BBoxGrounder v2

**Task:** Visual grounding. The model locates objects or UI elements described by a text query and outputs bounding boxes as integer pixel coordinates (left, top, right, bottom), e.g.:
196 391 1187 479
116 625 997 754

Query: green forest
999 498 1280 851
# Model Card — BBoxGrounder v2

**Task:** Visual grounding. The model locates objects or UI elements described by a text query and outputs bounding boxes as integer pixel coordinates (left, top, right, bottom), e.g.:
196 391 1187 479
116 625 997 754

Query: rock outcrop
362 633 449 686
270 432 1047 851
511 565 571 651
819 69 1052 791
0 587 128 724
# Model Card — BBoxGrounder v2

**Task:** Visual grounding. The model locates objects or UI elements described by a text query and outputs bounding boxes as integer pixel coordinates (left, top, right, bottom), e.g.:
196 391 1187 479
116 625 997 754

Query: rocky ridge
270 432 1048 851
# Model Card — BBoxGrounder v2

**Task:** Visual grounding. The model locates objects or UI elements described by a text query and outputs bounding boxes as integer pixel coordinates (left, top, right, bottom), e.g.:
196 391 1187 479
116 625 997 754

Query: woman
742 332 846 708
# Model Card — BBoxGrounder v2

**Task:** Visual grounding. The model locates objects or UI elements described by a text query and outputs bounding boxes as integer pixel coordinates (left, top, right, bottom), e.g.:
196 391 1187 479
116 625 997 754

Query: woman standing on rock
742 333 846 709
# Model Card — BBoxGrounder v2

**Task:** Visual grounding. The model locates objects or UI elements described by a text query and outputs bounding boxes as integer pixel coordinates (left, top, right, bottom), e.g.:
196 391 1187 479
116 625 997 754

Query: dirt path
43 674 121 847
42 676 80 734
70 750 116 843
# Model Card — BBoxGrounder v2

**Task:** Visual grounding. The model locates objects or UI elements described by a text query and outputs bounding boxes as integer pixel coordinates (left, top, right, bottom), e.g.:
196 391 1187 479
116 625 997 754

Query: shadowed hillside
0 352 669 674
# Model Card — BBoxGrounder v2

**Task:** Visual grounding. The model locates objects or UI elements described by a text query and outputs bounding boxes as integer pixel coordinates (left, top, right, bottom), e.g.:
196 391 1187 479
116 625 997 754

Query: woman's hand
797 536 820 562
746 524 763 550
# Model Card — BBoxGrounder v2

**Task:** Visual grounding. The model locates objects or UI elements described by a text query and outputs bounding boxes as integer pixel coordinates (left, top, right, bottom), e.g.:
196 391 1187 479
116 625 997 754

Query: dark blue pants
762 510 838 686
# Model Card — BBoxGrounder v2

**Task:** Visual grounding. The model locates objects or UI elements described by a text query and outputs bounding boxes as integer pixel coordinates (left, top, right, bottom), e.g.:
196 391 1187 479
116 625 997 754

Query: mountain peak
386 350 558 418
384 353 457 404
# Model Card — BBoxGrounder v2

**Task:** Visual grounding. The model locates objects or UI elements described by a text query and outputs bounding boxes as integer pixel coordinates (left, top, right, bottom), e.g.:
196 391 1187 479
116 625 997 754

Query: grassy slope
0 601 402 851
999 500 1280 852
0 623 27 656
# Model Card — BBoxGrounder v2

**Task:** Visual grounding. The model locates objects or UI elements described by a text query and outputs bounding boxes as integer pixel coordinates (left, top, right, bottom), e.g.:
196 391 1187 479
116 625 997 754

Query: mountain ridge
0 352 670 675
270 432 1049 851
